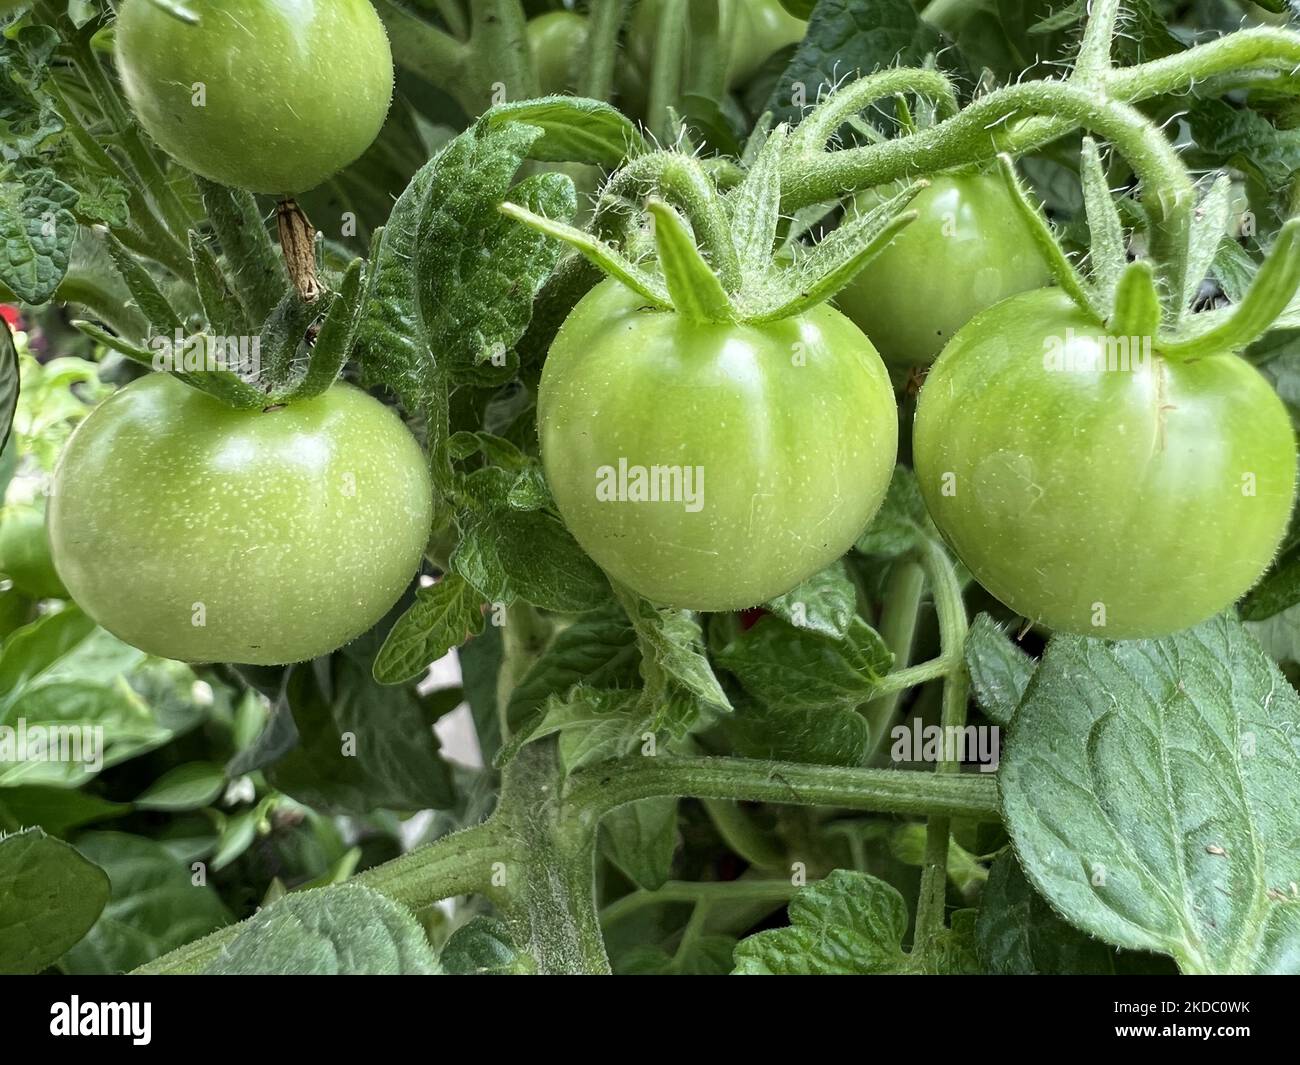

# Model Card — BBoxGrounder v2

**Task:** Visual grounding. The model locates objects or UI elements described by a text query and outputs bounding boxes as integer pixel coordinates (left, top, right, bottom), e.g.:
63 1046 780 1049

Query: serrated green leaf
732 870 910 974
264 628 457 814
764 559 856 639
505 686 648 773
1001 614 1300 974
203 884 439 975
762 0 939 129
718 614 892 712
854 464 929 557
415 123 575 389
503 603 639 735
617 589 730 724
725 691 871 766
374 574 487 686
0 167 77 303
454 468 610 613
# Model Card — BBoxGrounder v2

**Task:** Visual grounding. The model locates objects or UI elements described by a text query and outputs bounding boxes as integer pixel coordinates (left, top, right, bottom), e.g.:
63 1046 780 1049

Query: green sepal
73 321 267 409
1160 219 1300 360
748 182 925 323
258 292 319 398
189 230 251 339
648 198 734 323
275 258 366 402
1079 138 1126 309
499 201 670 308
728 125 786 288
1108 259 1162 341
99 229 183 337
195 178 289 325
996 154 1102 322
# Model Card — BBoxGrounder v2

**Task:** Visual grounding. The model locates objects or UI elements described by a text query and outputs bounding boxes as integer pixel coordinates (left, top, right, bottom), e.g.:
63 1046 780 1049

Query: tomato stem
911 536 970 952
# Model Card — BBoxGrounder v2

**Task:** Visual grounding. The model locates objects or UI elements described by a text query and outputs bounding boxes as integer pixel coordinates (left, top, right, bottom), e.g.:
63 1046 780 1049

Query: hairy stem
862 558 926 753
497 741 611 974
782 80 1196 309
600 878 799 925
566 756 1000 823
911 537 971 951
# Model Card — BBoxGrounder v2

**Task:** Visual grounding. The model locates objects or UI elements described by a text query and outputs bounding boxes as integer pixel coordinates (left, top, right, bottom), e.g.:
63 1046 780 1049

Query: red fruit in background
0 305 20 331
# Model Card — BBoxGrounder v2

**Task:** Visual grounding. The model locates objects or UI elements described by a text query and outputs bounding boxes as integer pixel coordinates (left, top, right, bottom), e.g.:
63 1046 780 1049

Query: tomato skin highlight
837 173 1052 367
913 288 1298 638
48 375 433 665
113 0 393 194
539 279 898 612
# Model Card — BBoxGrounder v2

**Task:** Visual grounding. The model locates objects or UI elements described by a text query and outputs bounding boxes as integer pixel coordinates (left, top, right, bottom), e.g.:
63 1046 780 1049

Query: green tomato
528 11 588 96
913 288 1297 638
0 504 67 600
48 375 433 665
539 278 897 611
114 0 393 194
836 172 1052 367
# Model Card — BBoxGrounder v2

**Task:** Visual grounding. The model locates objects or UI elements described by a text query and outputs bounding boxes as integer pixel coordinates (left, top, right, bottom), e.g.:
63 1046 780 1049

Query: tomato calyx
995 145 1300 360
73 208 367 415
502 125 926 326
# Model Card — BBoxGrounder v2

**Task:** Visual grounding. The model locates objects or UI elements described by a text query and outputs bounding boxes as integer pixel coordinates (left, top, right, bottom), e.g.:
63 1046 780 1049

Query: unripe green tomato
0 504 67 600
539 278 898 611
48 375 434 665
913 288 1297 639
113 0 393 194
836 172 1052 367
527 11 588 96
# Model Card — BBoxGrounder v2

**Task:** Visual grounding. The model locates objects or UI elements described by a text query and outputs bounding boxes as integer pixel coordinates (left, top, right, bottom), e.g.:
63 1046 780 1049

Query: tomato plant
836 172 1052 366
914 288 1297 638
113 0 393 193
48 374 433 664
4 0 1300 993
539 278 896 611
